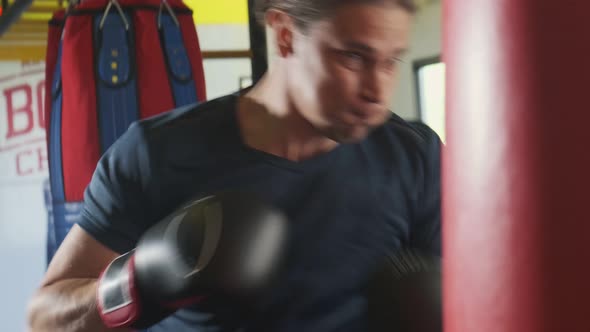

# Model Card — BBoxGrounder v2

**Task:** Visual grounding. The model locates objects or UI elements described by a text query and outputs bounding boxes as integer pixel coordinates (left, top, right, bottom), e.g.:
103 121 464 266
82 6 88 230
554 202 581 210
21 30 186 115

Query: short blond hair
255 0 417 30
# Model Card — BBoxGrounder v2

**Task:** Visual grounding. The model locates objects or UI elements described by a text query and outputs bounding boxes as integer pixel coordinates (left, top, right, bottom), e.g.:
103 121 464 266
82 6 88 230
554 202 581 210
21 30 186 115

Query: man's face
287 3 412 143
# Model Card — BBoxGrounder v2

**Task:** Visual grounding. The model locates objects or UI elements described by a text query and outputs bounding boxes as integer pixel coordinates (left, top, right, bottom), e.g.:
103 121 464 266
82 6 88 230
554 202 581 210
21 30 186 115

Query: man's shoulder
137 92 239 135
115 92 241 172
387 113 440 146
371 113 441 154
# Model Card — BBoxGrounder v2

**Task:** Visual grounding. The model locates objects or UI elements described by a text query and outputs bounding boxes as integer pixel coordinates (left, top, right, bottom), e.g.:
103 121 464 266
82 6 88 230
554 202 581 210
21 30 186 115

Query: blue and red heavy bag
44 9 66 264
44 0 207 262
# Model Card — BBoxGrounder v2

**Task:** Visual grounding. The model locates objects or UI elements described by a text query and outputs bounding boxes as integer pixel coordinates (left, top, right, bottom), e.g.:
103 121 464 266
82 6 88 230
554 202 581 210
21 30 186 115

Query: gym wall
391 0 441 120
0 60 48 332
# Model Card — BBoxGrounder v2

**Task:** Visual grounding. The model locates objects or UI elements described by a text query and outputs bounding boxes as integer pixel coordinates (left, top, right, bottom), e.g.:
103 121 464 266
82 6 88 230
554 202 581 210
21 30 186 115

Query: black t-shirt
78 91 442 332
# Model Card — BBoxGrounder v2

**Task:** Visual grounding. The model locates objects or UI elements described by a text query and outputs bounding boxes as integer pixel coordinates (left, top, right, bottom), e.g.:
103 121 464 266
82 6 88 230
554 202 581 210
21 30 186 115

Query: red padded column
443 1 590 332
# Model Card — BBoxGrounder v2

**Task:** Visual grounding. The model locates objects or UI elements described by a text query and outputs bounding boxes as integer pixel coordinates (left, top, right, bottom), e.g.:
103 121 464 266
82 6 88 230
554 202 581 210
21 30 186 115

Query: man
27 0 441 331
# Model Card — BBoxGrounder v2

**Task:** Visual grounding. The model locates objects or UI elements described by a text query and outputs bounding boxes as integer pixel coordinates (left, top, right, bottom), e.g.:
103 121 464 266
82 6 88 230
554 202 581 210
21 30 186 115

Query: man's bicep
78 161 143 254
41 224 121 287
417 214 442 257
77 122 154 255
410 188 441 257
411 124 443 257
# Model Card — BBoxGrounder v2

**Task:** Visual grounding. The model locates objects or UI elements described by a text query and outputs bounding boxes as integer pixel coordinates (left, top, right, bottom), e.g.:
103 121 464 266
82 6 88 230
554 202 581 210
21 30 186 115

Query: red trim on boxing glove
96 252 206 329
97 252 142 328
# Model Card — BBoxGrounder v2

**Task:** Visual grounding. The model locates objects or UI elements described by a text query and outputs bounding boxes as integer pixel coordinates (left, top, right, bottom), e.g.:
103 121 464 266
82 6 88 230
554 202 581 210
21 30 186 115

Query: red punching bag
444 1 590 331
44 0 207 262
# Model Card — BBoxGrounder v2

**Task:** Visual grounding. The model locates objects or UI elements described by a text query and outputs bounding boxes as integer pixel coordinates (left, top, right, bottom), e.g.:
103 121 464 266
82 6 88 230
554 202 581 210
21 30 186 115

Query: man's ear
265 9 296 57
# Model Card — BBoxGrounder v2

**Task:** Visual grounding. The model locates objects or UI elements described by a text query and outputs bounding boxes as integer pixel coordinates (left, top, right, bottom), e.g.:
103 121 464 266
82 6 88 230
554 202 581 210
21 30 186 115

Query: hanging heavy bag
44 0 207 263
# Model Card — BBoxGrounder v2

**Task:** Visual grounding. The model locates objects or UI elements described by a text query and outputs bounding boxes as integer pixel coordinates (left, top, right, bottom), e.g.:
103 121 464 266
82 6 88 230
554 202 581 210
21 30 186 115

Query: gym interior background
0 0 442 330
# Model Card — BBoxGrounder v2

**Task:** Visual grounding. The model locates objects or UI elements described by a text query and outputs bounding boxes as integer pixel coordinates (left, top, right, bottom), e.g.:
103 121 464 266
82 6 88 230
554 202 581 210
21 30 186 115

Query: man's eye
338 51 365 70
383 57 403 70
392 57 404 64
342 51 363 61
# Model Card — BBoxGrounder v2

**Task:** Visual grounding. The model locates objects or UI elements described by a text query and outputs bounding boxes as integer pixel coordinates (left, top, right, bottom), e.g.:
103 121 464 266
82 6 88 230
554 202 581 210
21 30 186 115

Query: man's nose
360 67 390 106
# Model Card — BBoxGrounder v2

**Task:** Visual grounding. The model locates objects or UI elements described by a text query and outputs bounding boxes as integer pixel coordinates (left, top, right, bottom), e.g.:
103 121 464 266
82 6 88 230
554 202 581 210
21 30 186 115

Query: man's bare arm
27 225 131 332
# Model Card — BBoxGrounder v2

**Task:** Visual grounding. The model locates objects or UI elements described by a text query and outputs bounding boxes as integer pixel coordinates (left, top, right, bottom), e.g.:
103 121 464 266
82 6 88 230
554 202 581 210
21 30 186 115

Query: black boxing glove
96 192 290 329
366 249 442 332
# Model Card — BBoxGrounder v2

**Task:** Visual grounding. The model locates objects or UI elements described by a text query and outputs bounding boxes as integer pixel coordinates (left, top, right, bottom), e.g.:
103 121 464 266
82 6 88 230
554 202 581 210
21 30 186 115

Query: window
414 56 446 143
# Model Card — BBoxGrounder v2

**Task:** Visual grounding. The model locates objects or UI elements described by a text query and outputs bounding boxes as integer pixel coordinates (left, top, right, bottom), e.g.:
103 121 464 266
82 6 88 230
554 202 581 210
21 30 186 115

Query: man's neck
237 74 338 162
